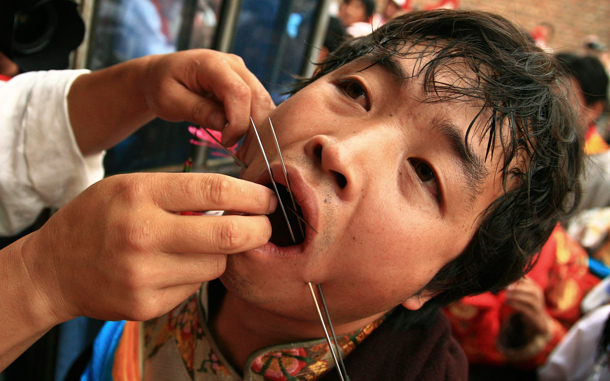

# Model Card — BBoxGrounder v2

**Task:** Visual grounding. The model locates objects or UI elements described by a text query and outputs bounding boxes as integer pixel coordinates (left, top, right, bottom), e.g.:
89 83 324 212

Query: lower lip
249 240 306 258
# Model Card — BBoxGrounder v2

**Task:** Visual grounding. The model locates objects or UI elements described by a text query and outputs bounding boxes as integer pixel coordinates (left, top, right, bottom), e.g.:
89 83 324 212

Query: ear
401 290 437 311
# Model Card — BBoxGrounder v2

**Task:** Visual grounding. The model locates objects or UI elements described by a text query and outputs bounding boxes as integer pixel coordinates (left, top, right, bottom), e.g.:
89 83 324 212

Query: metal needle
250 117 296 243
317 284 349 379
307 282 349 381
268 117 305 237
201 127 248 170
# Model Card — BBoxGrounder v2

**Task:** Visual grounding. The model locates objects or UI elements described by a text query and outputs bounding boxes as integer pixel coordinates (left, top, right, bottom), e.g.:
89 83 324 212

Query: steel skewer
317 284 349 379
201 127 248 170
268 117 305 237
249 117 296 244
307 282 349 381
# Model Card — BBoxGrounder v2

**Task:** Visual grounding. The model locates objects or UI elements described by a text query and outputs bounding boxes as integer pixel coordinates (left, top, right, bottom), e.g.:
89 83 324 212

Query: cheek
338 206 459 298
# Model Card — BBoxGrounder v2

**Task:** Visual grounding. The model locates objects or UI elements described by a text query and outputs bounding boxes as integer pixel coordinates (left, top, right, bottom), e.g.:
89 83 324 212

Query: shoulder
338 309 468 380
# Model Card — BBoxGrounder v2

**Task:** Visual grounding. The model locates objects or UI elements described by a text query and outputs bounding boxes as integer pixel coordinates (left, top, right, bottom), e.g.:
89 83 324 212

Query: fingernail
220 124 230 145
268 193 278 213
209 110 226 130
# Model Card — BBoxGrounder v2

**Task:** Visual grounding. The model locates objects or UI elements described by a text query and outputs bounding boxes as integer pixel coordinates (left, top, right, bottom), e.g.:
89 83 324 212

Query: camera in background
0 0 85 72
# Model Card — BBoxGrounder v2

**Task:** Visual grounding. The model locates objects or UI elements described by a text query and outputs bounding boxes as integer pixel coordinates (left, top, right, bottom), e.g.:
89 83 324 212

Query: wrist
17 232 74 328
0 234 70 370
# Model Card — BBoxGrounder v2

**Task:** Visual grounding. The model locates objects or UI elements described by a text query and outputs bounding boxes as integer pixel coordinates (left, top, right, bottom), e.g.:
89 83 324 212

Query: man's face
222 55 505 334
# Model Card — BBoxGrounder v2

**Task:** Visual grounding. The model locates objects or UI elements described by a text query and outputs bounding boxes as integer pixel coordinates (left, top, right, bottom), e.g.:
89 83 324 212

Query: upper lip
255 163 319 239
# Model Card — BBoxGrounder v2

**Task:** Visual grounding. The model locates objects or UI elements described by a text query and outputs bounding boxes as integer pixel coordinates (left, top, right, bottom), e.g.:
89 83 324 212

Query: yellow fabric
585 127 610 155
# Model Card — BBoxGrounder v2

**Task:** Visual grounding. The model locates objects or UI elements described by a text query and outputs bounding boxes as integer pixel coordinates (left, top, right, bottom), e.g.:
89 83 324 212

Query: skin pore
213 53 507 370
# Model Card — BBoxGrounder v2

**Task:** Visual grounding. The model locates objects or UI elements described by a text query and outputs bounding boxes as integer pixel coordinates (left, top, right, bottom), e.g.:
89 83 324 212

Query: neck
210 287 386 372
210 292 314 372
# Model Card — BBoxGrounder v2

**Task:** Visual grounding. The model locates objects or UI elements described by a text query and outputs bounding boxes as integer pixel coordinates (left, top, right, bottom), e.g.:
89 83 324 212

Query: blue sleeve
81 320 126 381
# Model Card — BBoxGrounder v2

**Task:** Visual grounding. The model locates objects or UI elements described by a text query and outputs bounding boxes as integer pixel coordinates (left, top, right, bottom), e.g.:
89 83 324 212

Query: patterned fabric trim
142 283 386 380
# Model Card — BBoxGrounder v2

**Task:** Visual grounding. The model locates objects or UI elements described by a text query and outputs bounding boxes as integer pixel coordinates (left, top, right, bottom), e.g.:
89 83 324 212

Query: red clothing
444 226 599 368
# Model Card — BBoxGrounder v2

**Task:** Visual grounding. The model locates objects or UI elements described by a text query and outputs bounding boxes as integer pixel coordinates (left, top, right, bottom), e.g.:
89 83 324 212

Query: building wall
407 0 610 54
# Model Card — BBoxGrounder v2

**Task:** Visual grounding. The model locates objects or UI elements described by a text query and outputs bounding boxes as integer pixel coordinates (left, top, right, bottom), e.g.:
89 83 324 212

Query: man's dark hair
555 52 609 106
292 10 583 326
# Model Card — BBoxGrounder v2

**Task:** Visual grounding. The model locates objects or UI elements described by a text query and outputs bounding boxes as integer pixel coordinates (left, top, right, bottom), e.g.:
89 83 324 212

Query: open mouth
267 183 306 247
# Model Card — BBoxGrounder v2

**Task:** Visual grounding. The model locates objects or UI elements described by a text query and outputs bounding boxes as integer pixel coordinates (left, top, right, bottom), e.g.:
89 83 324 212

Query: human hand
505 277 552 335
140 49 275 147
69 49 275 155
19 173 276 324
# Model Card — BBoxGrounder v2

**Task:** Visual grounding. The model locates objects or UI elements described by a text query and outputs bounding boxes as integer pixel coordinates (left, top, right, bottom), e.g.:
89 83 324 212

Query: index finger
145 173 277 214
211 54 275 146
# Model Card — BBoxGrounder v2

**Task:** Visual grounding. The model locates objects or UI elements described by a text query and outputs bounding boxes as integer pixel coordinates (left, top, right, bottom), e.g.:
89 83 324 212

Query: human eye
408 158 441 203
337 78 370 111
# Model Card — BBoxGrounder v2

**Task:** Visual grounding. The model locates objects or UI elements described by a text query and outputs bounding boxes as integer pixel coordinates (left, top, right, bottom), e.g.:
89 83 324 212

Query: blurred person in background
531 22 555 53
337 0 376 37
444 225 599 379
371 0 411 27
556 52 609 155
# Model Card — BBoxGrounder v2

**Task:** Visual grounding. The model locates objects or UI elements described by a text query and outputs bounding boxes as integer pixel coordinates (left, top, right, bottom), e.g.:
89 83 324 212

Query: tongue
268 184 306 247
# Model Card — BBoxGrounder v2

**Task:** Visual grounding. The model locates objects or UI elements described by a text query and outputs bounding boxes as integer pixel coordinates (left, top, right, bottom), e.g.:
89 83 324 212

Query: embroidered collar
144 281 386 380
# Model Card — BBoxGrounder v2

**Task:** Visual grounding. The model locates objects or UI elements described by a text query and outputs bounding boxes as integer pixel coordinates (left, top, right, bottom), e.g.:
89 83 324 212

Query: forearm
0 235 65 371
68 55 156 156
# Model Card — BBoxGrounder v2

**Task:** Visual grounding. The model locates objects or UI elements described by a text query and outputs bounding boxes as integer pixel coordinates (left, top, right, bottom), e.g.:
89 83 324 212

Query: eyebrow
360 55 489 199
360 55 410 86
434 121 489 200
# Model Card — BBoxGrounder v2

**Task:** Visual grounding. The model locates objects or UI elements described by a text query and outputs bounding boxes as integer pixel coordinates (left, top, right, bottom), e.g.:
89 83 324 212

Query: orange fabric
112 321 141 381
444 225 599 369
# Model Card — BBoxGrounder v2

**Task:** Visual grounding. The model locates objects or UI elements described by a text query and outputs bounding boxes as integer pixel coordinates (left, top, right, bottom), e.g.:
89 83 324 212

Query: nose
304 135 362 201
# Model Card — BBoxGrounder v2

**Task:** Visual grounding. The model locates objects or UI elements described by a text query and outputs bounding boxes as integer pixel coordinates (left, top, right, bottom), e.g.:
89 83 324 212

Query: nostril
313 144 323 160
332 170 347 189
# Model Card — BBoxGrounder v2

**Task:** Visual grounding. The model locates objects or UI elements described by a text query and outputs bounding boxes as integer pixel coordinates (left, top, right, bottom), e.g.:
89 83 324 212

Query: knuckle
190 99 208 122
114 215 154 252
203 175 231 206
129 223 154 251
229 80 251 101
119 257 151 290
118 274 158 320
112 175 148 204
227 53 245 66
252 88 272 108
217 219 242 251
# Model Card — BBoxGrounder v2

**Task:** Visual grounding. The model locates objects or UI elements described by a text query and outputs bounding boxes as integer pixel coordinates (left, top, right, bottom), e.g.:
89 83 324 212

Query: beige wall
406 0 610 54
